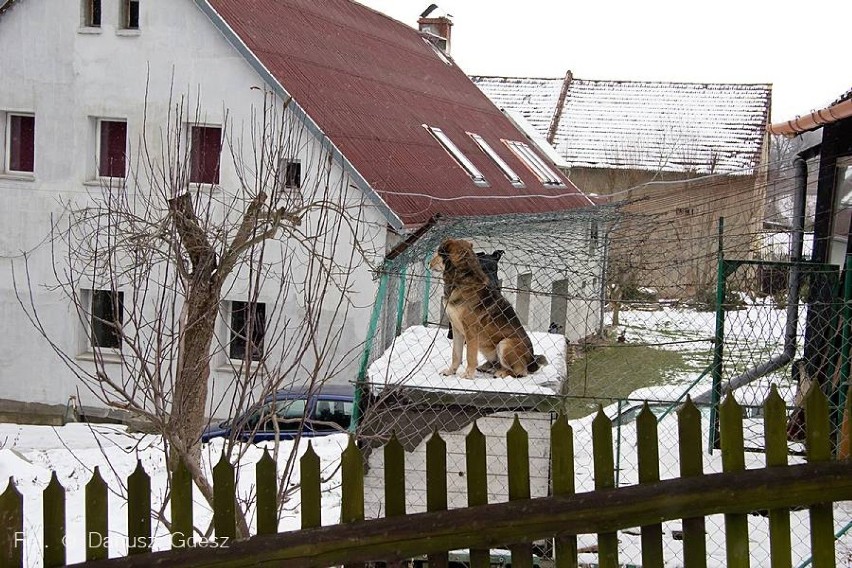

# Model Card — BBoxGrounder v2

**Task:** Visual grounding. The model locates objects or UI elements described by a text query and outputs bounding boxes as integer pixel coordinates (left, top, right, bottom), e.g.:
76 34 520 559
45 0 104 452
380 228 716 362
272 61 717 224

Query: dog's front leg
460 333 479 379
441 323 464 376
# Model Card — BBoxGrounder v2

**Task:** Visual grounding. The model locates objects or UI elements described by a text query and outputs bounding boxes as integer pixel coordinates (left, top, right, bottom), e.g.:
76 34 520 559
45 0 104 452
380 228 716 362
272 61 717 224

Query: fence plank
426 431 449 568
637 404 664 568
0 478 23 568
86 467 109 561
805 385 835 568
342 436 365 568
127 461 151 556
592 406 618 568
213 454 236 543
256 450 278 535
301 443 321 530
720 393 749 567
551 415 577 568
678 397 707 568
43 471 66 567
171 458 193 549
384 433 406 518
466 422 490 568
507 417 533 568
764 386 792 568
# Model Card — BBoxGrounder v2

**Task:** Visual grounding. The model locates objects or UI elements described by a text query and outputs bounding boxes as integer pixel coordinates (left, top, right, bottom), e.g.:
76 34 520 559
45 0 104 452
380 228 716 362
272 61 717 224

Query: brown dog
429 238 547 379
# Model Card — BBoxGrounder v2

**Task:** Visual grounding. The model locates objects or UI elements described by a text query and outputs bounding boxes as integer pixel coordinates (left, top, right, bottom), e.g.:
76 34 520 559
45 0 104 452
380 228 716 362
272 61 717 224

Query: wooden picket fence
1 384 851 568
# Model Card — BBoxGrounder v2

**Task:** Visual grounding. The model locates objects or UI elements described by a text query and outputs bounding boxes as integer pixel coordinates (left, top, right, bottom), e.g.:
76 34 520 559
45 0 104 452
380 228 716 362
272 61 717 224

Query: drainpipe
694 156 807 404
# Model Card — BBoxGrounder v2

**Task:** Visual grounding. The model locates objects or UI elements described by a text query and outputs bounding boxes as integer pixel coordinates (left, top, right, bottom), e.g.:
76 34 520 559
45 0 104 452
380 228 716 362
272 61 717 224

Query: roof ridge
469 74 565 81
571 77 773 90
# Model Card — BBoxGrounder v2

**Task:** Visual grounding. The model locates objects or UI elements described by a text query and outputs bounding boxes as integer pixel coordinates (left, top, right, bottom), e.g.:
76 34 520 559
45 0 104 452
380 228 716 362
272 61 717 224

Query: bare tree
13 84 383 538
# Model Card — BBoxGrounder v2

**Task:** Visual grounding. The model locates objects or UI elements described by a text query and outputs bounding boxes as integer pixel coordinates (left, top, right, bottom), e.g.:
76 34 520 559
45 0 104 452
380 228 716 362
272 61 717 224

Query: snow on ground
367 325 566 394
0 423 348 567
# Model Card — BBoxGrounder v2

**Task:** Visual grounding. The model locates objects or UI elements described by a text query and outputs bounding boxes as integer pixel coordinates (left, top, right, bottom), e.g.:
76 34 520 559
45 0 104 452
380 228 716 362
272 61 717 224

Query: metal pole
395 266 407 336
708 217 726 453
351 272 389 432
422 259 432 326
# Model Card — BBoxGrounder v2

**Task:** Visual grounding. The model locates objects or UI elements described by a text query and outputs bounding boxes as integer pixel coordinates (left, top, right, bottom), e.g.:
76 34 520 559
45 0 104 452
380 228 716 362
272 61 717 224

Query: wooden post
256 449 278 535
466 422 490 568
301 443 322 530
43 472 66 567
126 461 151 556
171 459 193 549
212 454 236 543
384 433 406 518
764 386 792 568
678 397 707 567
592 406 618 568
85 467 109 561
0 478 23 568
805 384 835 567
507 417 533 568
341 436 365 568
637 404 663 568
551 415 577 568
720 392 748 567
426 431 449 568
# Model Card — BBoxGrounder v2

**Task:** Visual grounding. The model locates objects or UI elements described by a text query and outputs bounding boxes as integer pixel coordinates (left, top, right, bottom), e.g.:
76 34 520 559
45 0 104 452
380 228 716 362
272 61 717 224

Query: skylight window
468 132 522 185
503 140 564 186
425 125 486 184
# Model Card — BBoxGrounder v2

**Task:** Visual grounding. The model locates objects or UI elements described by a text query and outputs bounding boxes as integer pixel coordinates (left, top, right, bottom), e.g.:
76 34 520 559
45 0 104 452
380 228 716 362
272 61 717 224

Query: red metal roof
205 0 591 227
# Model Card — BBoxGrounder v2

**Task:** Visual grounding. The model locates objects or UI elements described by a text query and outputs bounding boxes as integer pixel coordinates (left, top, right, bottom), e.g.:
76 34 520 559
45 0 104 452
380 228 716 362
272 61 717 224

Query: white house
0 0 595 421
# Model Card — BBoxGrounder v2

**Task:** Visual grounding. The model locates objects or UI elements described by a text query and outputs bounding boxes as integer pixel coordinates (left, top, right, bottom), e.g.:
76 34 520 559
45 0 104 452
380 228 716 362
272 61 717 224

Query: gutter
769 98 852 137
693 155 808 404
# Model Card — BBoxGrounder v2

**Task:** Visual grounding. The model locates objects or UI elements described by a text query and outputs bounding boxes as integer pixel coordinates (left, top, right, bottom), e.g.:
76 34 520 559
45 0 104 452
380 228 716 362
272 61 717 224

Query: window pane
99 121 127 178
91 290 123 349
426 126 486 183
89 0 101 27
229 301 266 360
126 0 140 29
284 161 301 188
311 399 353 431
8 115 35 173
190 126 222 184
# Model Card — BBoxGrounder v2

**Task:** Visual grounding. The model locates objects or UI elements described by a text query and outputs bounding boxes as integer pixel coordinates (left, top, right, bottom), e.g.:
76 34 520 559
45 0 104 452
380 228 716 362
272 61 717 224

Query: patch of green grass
560 344 689 419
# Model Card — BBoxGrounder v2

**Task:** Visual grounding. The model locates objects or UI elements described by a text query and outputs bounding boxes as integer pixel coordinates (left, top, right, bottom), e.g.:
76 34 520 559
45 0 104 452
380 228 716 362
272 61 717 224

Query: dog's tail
527 354 549 373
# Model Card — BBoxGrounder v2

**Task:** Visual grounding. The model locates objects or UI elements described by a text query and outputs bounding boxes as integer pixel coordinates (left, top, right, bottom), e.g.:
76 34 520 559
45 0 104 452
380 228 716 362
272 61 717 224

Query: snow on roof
472 74 772 176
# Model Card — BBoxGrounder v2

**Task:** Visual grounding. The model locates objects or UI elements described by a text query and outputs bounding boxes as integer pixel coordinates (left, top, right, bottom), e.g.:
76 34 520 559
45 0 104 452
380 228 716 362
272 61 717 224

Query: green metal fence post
709 217 726 453
395 267 407 336
422 258 432 326
351 272 389 432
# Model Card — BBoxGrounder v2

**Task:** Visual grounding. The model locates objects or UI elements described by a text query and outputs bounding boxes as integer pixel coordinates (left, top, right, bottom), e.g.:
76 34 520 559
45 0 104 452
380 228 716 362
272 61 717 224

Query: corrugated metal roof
473 74 772 176
204 0 590 227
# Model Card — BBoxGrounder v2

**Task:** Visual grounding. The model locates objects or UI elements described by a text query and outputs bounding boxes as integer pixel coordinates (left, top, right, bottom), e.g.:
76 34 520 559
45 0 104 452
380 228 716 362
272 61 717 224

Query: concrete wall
0 0 387 412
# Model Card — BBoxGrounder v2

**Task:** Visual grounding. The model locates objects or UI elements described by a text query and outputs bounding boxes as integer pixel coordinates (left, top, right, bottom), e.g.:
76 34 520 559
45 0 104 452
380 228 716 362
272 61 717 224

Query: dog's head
429 238 475 272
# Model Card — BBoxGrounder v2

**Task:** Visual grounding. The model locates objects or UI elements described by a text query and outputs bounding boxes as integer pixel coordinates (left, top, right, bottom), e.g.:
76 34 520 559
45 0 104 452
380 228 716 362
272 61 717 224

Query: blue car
201 384 355 443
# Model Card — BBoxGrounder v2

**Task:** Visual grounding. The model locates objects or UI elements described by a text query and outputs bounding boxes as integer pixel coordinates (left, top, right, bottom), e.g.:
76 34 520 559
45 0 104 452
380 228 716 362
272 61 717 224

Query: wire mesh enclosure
351 158 852 564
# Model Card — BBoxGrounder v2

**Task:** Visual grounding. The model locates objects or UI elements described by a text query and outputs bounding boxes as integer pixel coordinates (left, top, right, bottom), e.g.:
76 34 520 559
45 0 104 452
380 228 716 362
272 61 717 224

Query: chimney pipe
418 6 452 55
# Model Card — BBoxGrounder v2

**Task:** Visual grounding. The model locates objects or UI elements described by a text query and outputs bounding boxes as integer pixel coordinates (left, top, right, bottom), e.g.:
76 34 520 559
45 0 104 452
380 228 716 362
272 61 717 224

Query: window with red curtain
8 114 35 173
190 126 222 184
98 120 127 178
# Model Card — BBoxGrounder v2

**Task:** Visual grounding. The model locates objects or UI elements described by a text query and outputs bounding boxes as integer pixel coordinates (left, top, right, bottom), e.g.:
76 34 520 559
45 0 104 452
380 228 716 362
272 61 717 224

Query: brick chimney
418 10 452 55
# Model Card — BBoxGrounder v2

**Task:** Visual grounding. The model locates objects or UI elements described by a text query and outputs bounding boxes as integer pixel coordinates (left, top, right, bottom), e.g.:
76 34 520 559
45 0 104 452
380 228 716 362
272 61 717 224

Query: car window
310 398 353 431
249 398 307 432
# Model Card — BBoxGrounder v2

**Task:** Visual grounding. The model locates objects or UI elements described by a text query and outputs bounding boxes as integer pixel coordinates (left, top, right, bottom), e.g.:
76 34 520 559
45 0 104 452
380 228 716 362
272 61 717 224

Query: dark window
98 120 127 178
91 290 123 349
283 160 301 189
85 0 102 27
190 125 222 184
229 301 266 360
8 114 35 173
122 0 140 29
311 398 354 431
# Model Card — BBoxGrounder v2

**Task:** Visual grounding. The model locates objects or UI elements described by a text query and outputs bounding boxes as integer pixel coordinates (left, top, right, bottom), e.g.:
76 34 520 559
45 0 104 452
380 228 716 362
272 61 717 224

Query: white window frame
95 118 128 180
79 288 124 354
227 300 267 362
120 0 140 30
424 125 487 185
468 132 522 186
81 0 102 28
503 140 564 186
3 112 35 176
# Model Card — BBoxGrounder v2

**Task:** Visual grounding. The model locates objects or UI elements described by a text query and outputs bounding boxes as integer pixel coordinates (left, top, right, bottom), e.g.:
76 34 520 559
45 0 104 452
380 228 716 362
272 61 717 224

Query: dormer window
425 125 486 185
503 140 564 186
468 132 522 186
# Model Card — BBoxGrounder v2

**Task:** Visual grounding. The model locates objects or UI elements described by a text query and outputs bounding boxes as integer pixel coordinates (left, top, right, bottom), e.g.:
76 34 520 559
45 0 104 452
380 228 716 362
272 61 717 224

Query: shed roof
472 73 772 176
202 0 591 227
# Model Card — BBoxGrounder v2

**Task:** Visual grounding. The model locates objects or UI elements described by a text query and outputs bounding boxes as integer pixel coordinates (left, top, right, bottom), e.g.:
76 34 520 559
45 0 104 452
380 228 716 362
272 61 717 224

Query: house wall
568 167 764 297
0 0 387 412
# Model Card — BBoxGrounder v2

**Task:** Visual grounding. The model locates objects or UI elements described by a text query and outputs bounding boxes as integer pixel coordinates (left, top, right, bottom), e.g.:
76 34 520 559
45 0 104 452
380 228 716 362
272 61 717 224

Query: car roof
269 383 354 401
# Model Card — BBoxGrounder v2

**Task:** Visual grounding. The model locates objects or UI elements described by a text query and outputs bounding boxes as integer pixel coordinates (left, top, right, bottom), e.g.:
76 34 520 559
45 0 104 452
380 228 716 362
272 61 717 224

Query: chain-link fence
352 159 852 566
